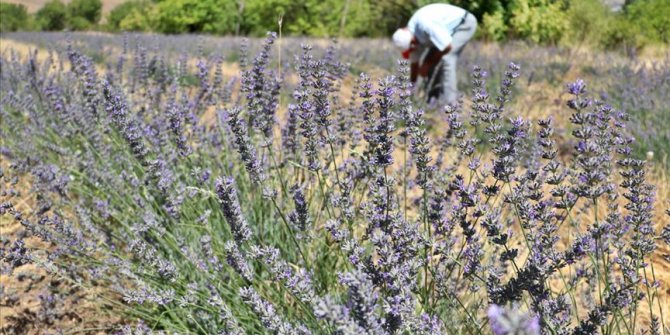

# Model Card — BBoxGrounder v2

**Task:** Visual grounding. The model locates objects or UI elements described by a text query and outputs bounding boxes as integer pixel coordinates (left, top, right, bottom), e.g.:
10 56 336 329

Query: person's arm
418 45 452 76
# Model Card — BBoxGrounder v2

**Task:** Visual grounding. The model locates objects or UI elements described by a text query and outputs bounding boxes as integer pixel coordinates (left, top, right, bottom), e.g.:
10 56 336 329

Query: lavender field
1 32 669 334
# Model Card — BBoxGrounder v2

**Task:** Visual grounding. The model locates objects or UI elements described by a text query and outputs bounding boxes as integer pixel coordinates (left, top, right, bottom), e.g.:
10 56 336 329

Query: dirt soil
1 161 122 334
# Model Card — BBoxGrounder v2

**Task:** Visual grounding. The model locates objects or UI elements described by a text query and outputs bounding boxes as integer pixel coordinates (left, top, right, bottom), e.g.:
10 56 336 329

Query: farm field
1 32 669 334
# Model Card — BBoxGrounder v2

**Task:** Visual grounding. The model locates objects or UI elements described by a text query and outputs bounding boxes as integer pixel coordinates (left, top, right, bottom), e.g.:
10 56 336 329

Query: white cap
392 28 412 51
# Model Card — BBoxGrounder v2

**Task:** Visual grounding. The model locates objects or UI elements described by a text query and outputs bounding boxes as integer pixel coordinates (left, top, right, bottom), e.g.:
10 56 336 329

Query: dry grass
0 161 122 334
1 39 50 59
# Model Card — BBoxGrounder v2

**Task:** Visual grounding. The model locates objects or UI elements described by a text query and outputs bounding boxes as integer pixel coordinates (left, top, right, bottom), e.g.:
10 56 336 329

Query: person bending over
393 3 477 104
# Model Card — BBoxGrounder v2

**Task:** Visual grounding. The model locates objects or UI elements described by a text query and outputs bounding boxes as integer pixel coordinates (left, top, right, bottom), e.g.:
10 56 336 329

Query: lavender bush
4 31 667 165
1 32 669 334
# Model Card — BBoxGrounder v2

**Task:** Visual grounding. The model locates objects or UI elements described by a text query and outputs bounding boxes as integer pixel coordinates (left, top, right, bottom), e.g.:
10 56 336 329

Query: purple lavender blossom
241 32 279 137
487 304 540 335
288 185 311 238
224 241 253 282
407 109 435 189
239 286 312 334
225 106 266 183
370 77 396 168
102 80 150 165
567 79 586 95
215 177 253 242
249 245 315 303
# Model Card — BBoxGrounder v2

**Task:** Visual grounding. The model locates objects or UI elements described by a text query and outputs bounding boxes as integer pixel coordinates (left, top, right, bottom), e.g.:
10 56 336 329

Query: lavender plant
1 32 668 335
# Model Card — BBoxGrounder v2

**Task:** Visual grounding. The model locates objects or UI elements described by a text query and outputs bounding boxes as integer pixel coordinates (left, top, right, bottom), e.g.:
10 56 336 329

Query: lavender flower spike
215 177 253 242
239 287 312 335
487 304 540 335
226 106 266 183
224 241 254 282
567 79 586 95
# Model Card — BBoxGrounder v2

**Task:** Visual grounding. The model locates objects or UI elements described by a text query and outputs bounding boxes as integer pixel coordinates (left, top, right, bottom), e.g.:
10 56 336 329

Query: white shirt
408 4 467 57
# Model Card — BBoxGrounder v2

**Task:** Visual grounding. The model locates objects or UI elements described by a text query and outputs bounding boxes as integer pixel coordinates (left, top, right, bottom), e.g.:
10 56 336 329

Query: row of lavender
1 32 669 334
4 31 668 166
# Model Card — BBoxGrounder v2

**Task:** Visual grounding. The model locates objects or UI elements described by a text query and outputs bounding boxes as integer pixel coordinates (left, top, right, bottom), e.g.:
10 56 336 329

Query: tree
36 0 69 31
508 0 568 44
0 2 29 32
153 0 237 34
241 0 307 36
449 0 513 22
240 0 409 37
69 0 102 26
108 1 152 31
564 0 610 44
625 0 670 43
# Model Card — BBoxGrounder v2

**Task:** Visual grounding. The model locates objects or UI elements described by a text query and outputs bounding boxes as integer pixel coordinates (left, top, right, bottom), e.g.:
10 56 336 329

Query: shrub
481 9 507 41
563 0 611 45
242 0 383 37
0 2 29 32
153 0 238 34
241 0 313 36
625 0 670 44
600 15 646 55
119 7 153 32
35 0 69 31
69 15 92 31
449 0 509 23
107 0 151 31
108 0 153 32
69 0 102 26
508 0 568 44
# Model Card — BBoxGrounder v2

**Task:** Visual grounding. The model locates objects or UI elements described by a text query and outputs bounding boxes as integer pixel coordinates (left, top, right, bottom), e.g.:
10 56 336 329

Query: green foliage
625 0 670 43
241 0 391 37
69 0 102 26
600 14 646 53
69 15 91 30
450 0 512 21
108 0 153 31
119 7 153 31
153 0 237 34
508 0 567 44
335 0 380 37
563 0 610 45
480 9 507 41
364 0 416 37
0 2 30 32
241 0 305 36
561 0 667 52
108 1 134 29
36 0 69 31
20 0 669 50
